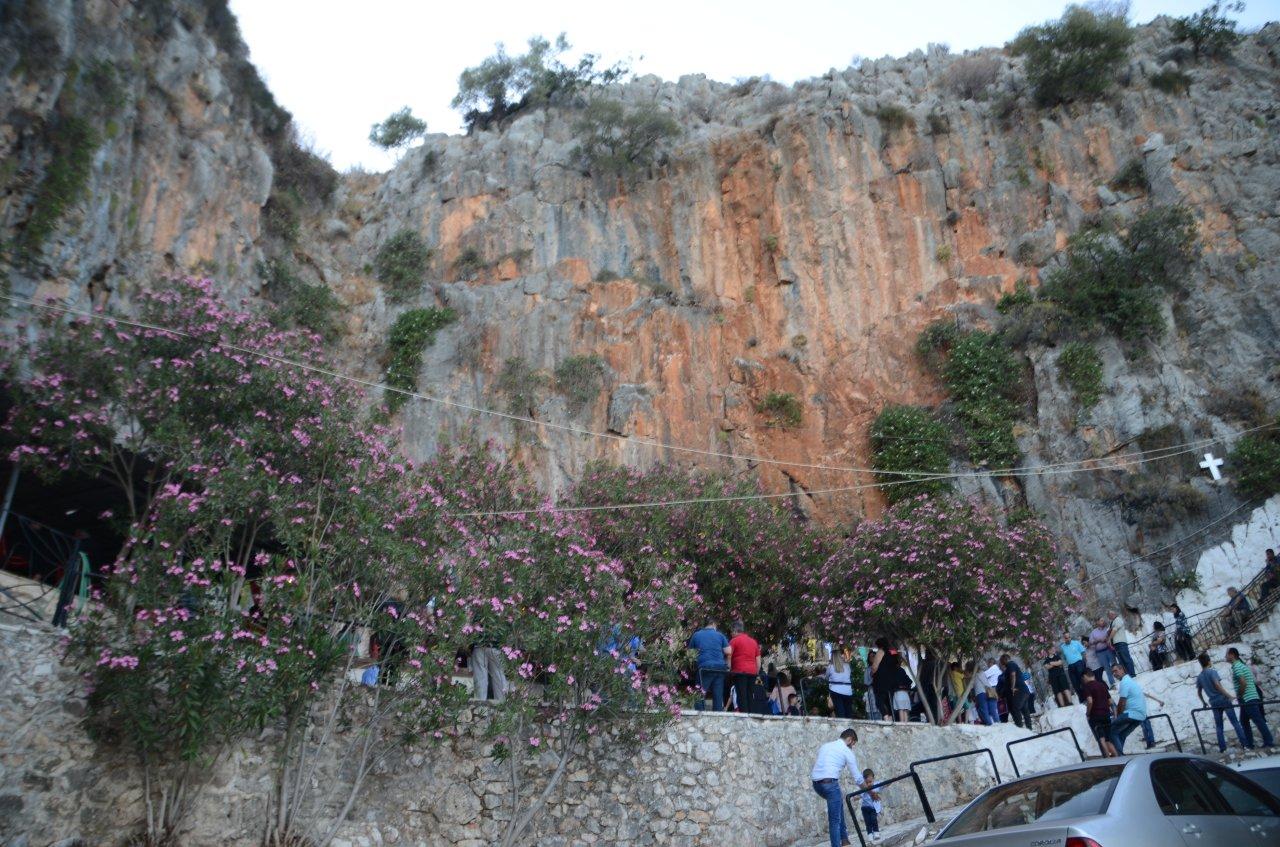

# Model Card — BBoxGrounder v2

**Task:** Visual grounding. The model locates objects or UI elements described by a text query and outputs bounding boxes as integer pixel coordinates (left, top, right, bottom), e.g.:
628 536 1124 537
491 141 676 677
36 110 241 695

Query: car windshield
1240 767 1280 803
940 765 1124 838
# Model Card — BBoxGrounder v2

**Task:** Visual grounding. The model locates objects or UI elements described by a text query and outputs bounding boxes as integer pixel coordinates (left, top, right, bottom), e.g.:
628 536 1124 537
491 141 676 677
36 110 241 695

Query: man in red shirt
728 620 762 713
1081 668 1117 757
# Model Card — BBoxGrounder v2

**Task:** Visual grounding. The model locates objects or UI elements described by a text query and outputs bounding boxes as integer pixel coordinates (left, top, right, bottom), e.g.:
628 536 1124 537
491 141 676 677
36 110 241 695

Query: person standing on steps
976 657 1002 725
860 768 884 843
727 620 761 714
810 728 860 847
1228 647 1275 749
1088 616 1116 686
1148 621 1171 671
1226 587 1253 636
826 647 855 719
1196 652 1248 753
999 654 1033 728
1109 663 1148 754
1044 650 1073 708
687 620 730 711
1061 631 1087 702
1111 607 1140 677
1260 549 1280 602
1081 668 1117 757
1168 603 1194 662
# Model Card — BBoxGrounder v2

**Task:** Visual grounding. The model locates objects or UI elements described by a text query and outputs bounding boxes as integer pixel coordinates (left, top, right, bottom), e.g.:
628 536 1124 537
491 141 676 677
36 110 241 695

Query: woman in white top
826 649 855 719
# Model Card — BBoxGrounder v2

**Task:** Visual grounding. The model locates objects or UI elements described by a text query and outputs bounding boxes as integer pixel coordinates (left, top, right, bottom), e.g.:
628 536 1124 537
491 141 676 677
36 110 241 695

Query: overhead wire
3 292 1275 528
5 292 1273 491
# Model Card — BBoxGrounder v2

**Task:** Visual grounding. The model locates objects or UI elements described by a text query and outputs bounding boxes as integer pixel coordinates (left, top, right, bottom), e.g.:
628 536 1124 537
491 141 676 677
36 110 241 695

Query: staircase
1190 562 1280 655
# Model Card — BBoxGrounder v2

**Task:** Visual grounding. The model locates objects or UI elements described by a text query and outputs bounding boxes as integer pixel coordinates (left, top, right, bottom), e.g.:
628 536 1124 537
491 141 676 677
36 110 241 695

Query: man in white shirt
811 729 860 847
976 660 1002 724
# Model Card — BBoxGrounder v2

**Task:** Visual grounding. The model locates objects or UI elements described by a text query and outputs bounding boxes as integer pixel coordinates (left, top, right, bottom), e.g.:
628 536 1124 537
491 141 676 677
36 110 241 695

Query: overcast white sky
227 0 1277 172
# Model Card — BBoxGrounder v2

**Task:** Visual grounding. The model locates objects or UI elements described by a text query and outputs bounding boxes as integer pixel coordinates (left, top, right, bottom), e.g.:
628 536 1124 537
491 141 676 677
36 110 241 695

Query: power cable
6 293 1273 491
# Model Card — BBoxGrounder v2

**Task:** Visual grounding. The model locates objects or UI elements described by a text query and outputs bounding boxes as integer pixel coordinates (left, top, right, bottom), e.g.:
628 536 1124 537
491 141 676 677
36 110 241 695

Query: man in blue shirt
1109 662 1147 753
1196 651 1247 752
1060 632 1087 703
688 621 730 711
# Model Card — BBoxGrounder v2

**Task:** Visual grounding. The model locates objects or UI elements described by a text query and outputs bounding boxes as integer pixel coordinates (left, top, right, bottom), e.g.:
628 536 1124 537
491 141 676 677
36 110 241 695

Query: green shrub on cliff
1172 2 1245 59
374 229 433 301
870 405 952 502
1039 206 1199 341
384 307 457 412
1121 474 1208 531
1150 69 1192 95
941 330 1023 469
258 259 342 341
1057 341 1104 409
554 354 607 412
19 116 99 258
1010 5 1133 106
571 98 680 179
1230 428 1280 501
1109 158 1148 193
756 391 803 429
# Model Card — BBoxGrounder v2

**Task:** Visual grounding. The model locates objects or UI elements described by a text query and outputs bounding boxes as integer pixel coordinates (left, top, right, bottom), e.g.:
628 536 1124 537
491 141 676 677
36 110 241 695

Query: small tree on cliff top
568 461 836 647
1010 5 1134 106
452 34 628 132
808 495 1075 723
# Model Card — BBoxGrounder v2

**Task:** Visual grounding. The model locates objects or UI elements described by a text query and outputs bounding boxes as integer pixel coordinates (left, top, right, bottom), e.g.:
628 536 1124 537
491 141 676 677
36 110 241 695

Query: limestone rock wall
0 621 1081 847
1 0 278 306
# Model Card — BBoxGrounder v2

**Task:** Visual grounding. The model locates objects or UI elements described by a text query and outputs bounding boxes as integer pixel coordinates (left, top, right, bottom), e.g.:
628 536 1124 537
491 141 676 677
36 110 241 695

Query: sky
228 0 1278 172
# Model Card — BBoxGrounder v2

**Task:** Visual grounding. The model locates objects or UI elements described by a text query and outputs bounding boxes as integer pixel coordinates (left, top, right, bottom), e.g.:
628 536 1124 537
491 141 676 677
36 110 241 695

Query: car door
1195 761 1280 844
1149 759 1253 845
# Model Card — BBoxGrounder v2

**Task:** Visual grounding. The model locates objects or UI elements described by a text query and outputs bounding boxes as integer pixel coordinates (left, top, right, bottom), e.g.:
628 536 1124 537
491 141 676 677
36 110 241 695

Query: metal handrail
843 771 928 847
1006 726 1085 777
909 748 1001 822
1190 698 1280 755
1189 560 1279 652
1144 713 1183 752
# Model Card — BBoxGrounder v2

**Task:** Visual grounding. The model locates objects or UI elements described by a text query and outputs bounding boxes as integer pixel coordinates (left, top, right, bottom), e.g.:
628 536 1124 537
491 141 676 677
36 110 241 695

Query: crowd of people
681 552 1279 745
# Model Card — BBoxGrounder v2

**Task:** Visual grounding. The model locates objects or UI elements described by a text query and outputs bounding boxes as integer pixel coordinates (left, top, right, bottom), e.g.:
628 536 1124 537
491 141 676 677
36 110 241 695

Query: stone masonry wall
0 620 1082 847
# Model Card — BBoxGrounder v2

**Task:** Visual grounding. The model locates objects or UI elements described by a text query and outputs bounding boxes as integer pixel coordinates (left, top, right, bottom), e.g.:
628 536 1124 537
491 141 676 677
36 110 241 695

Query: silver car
933 752 1280 845
1238 754 1280 800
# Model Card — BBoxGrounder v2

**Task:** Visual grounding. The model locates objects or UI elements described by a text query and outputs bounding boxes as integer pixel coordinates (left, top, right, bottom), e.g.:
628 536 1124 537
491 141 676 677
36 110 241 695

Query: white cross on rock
1199 452 1224 481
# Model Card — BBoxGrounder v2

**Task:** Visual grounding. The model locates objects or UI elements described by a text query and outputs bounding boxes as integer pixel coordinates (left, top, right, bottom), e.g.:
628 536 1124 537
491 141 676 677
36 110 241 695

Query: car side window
1196 763 1280 818
1151 761 1221 816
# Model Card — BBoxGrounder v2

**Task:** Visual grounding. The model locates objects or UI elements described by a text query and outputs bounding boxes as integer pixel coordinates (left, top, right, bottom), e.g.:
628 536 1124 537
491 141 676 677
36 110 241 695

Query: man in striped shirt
1228 647 1274 748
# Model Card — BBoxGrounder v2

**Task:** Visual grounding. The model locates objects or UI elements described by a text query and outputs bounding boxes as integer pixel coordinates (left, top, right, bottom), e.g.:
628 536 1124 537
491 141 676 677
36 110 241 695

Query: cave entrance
0 391 135 625
0 457 132 626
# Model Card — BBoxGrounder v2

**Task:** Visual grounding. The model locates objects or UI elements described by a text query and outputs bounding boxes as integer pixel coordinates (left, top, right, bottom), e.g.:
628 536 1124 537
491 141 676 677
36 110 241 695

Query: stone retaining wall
0 621 1088 847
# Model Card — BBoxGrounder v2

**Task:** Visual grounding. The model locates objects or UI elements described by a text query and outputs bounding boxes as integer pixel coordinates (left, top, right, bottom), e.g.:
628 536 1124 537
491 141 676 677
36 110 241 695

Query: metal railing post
1006 726 1086 778
908 748 1002 824
1146 713 1183 752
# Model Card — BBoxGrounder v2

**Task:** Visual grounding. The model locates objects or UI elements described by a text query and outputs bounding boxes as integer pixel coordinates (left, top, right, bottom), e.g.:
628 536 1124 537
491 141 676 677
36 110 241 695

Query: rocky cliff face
2 1 1278 609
